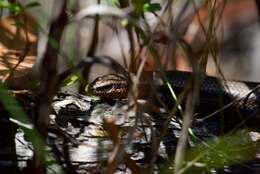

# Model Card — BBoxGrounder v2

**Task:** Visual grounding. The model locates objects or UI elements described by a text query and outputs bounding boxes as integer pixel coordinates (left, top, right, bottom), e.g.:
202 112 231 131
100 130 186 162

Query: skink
87 71 260 125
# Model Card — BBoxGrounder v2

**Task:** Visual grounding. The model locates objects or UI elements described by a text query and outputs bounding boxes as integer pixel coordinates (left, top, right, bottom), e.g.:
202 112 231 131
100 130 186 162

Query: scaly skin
87 71 260 115
86 74 129 99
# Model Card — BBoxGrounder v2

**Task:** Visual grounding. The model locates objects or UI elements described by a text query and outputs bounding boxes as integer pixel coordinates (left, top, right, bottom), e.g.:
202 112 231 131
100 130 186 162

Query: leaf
0 0 10 8
0 1 22 14
25 1 41 9
11 4 22 14
111 0 120 7
64 74 80 86
0 83 63 172
132 0 147 15
143 3 161 13
0 83 30 125
185 131 257 172
121 18 129 27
